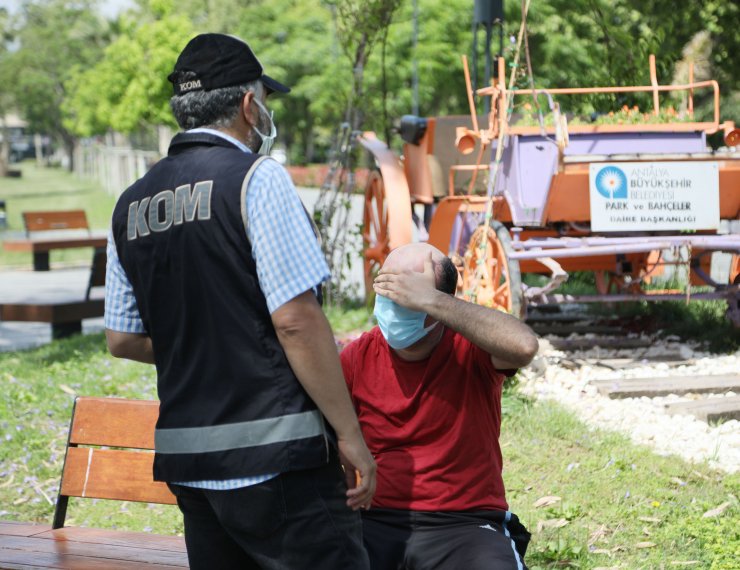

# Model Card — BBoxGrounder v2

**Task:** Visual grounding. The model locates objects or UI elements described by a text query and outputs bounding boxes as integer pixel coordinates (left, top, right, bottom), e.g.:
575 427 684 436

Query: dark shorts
167 454 369 570
362 508 530 570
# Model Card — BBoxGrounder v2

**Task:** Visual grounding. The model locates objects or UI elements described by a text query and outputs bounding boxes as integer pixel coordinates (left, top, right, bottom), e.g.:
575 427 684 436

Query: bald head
382 243 458 295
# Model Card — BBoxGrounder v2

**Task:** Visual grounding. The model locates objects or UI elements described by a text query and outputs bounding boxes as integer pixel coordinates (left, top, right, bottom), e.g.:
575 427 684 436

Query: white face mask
252 97 277 155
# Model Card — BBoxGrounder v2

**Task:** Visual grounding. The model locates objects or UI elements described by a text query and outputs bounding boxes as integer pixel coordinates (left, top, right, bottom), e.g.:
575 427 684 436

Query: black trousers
167 455 370 570
362 508 530 570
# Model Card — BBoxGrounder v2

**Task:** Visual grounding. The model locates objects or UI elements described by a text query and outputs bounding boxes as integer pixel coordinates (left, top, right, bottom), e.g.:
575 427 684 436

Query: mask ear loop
252 98 276 138
424 321 444 347
423 321 440 334
252 98 273 127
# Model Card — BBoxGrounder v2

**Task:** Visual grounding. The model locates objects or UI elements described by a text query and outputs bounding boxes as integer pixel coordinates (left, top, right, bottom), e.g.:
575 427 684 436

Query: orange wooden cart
359 55 740 323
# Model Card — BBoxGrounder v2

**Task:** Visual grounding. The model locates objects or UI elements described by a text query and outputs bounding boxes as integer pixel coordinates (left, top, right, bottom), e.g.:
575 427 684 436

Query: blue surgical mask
374 295 438 350
252 97 277 155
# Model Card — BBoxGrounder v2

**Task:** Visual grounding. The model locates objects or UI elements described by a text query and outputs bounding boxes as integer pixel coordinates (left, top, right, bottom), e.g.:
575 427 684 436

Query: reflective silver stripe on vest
240 155 272 236
154 410 324 454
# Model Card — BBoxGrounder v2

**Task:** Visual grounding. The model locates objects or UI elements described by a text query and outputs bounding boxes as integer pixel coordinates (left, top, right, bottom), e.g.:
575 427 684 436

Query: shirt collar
187 128 251 154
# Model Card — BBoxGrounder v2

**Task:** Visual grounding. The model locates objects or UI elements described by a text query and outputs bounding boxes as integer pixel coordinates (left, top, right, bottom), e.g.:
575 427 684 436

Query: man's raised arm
374 253 539 369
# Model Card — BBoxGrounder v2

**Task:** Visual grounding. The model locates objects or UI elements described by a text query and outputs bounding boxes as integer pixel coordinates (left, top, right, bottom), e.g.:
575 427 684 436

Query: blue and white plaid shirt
105 129 330 490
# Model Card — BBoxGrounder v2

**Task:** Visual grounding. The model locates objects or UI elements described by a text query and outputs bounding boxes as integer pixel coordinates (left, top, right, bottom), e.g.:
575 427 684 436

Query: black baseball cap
168 33 290 96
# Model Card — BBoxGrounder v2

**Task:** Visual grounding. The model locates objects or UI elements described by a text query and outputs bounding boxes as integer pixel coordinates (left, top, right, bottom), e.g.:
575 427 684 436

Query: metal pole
471 22 478 94
499 18 504 62
484 22 492 113
412 0 419 116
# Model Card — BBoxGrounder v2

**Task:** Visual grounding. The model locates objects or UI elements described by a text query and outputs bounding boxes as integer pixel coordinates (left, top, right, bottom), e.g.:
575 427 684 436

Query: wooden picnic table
0 521 188 569
2 234 108 271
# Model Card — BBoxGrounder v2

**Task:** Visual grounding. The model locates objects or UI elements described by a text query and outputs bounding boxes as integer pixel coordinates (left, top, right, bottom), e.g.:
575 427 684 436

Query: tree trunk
305 106 315 163
34 134 45 166
63 135 76 172
157 125 173 157
0 125 10 176
346 33 369 132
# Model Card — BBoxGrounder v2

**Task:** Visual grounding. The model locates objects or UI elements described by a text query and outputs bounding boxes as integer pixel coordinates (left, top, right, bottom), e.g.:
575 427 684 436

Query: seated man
340 243 539 570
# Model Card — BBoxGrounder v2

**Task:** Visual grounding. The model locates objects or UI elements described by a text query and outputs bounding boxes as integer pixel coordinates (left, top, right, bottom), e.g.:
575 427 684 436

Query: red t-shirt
340 326 509 512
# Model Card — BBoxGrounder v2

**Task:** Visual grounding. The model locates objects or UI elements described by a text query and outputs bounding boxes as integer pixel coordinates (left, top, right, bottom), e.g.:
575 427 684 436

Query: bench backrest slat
69 397 158 449
59 447 176 505
23 210 90 234
54 397 176 528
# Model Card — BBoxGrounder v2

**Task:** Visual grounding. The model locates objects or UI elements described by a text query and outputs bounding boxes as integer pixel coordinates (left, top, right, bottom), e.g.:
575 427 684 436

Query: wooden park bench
2 209 107 271
0 247 106 339
0 397 188 569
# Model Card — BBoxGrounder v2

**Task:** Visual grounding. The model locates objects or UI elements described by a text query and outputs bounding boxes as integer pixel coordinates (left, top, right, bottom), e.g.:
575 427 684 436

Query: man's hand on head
373 252 441 312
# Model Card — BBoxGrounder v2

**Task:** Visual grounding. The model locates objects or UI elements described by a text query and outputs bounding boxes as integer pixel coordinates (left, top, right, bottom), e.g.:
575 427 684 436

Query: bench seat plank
0 521 52 537
0 537 187 569
0 524 187 570
0 300 104 324
36 526 185 553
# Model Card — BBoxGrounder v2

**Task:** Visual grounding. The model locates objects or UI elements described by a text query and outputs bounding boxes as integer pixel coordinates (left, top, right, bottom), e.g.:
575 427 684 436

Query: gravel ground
520 337 740 473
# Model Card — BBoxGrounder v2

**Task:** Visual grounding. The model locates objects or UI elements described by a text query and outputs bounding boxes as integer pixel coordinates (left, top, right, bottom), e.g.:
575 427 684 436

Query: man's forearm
423 292 538 367
273 293 376 508
272 297 363 440
105 330 155 364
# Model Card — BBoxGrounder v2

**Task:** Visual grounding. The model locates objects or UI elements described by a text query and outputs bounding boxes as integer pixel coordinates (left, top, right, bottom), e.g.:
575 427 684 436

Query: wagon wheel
730 254 740 286
362 170 390 300
461 220 524 318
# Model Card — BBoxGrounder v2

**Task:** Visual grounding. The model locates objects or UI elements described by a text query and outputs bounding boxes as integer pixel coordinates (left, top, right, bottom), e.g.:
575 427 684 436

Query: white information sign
589 161 719 232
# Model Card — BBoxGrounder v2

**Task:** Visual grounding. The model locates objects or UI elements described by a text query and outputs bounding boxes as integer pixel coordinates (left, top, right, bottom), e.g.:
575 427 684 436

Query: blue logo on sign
595 166 628 199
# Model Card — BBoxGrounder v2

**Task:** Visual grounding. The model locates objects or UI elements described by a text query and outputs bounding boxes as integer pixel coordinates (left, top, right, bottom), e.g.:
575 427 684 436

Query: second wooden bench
2 209 107 271
0 248 106 339
0 396 188 569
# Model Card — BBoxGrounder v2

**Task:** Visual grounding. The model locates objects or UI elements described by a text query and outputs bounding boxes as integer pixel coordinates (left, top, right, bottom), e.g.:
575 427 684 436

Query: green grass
0 334 181 533
606 297 740 353
524 272 740 352
1 331 737 567
501 391 739 569
324 301 374 334
0 161 117 268
0 161 736 562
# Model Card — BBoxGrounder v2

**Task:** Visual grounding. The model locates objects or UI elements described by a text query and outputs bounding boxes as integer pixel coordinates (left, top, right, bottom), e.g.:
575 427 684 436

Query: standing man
341 242 539 569
104 33 374 569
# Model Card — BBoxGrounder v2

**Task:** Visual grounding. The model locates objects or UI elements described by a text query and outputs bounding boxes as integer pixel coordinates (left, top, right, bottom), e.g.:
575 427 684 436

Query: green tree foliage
232 0 347 163
150 0 244 33
697 0 739 122
4 0 110 168
333 0 404 130
361 0 474 130
511 0 737 123
511 1 663 114
63 0 193 137
48 0 738 165
0 7 14 174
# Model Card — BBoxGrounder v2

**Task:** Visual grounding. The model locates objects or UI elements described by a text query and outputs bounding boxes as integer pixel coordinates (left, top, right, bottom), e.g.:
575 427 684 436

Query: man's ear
241 91 256 127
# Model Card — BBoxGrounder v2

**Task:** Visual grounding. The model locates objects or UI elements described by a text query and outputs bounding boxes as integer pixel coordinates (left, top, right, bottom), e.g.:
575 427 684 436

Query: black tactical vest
111 132 329 482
